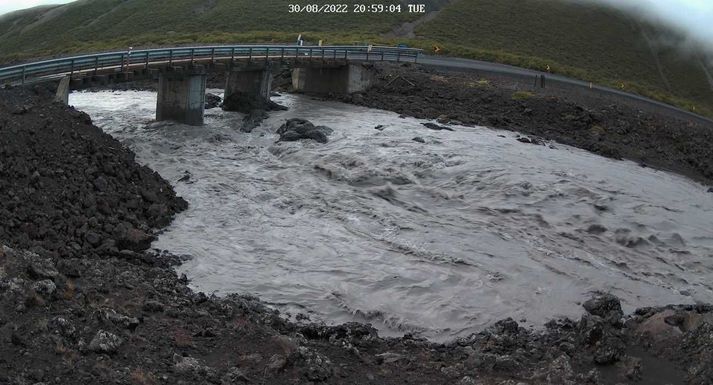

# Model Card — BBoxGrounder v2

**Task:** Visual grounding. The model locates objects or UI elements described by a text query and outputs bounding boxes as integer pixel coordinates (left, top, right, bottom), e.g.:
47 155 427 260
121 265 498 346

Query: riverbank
1 86 712 384
324 63 713 187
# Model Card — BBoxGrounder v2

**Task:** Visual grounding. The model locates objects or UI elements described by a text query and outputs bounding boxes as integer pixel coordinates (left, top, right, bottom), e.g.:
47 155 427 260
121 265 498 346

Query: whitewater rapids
70 90 713 341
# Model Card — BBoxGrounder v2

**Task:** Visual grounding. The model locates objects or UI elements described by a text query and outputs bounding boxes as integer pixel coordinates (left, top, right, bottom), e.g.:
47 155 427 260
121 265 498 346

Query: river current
70 90 713 341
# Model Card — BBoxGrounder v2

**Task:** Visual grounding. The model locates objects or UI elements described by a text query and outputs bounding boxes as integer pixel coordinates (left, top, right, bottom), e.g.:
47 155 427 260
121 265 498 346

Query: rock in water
277 118 334 144
205 93 222 109
412 137 426 143
422 122 454 131
241 109 269 133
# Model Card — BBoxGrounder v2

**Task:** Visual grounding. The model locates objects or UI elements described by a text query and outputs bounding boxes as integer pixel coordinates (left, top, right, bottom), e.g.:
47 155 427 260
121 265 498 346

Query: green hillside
0 0 711 117
415 0 713 117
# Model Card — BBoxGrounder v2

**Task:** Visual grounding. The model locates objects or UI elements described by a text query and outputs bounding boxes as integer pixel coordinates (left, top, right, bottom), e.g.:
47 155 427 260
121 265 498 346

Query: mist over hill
0 0 711 117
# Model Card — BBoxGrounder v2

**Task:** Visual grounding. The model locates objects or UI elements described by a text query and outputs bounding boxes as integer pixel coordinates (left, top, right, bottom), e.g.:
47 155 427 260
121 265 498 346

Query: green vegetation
415 0 713 118
511 91 535 100
0 0 711 118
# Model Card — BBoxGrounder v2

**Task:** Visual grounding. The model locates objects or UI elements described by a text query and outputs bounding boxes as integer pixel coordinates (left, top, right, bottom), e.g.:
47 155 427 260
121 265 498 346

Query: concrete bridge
0 45 421 125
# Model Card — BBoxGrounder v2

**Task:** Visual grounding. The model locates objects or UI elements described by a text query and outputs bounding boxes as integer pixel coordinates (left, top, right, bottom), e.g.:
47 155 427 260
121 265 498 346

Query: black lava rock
277 118 334 144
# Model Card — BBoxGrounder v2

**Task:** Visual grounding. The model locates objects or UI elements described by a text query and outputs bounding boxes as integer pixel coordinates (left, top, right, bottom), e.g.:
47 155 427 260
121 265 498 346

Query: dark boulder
277 118 334 144
583 293 623 321
422 122 454 131
205 93 222 109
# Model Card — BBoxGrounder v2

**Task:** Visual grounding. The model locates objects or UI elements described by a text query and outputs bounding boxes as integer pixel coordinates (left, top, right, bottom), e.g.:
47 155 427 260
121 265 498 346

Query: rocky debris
583 293 624 324
412 136 426 143
0 86 187 260
24 251 58 279
205 93 222 109
374 124 386 131
277 118 334 144
88 330 123 354
422 122 454 131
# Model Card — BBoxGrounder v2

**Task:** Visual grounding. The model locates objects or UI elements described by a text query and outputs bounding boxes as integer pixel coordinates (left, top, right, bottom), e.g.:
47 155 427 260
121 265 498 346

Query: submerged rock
205 93 222 109
422 122 454 131
241 109 269 133
277 118 333 144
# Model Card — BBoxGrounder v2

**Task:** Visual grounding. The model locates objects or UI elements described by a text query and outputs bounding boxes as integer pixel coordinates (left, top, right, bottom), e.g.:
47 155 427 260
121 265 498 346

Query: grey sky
586 0 713 48
0 0 74 15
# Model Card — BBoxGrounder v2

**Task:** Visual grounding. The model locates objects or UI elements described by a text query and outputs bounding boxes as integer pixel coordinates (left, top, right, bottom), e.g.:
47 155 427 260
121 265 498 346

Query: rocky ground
1 82 712 384
325 63 713 187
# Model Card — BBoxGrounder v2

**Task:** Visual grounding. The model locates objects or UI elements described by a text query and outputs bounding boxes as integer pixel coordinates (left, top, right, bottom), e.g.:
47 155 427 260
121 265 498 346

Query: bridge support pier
156 67 207 126
54 76 70 105
292 63 374 95
223 63 273 113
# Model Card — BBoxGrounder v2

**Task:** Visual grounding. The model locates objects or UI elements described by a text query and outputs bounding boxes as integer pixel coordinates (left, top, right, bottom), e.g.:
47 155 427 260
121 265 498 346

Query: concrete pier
54 76 70 105
292 63 375 95
223 63 273 113
156 67 207 126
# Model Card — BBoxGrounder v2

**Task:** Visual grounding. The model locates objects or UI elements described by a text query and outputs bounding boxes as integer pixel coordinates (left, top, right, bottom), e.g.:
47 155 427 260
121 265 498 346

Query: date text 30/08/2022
287 3 427 14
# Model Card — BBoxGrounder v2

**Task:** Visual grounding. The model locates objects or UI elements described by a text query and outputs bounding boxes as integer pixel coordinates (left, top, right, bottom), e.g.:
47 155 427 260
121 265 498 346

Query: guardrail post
248 47 252 62
396 50 401 62
169 50 173 65
281 47 285 61
211 48 215 63
309 48 313 60
381 50 385 61
70 59 75 75
94 56 99 74
145 51 150 69
295 47 299 60
366 49 370 61
344 49 348 60
231 47 235 61
191 48 195 64
21 66 26 85
333 48 337 60
120 53 125 72
265 47 269 62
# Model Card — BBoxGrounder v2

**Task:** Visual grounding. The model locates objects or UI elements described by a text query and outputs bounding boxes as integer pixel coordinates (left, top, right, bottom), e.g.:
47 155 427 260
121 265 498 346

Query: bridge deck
0 45 421 86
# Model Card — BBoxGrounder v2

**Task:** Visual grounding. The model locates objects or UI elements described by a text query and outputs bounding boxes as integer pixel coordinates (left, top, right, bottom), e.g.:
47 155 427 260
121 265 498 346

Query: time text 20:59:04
287 3 427 13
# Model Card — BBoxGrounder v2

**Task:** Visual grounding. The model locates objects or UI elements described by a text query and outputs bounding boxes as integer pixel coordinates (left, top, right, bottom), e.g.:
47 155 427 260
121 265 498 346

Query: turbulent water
70 90 713 341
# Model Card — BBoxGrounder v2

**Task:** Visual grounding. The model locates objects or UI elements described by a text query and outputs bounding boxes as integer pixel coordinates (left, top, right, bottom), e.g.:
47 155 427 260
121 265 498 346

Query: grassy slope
415 0 713 117
0 0 413 56
0 0 711 117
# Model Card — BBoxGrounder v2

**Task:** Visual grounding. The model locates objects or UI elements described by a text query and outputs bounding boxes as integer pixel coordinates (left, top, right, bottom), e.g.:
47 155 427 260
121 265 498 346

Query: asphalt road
418 54 713 126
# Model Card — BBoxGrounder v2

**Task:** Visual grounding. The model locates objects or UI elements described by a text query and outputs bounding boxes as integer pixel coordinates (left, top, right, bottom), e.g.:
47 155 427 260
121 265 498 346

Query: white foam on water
70 90 713 341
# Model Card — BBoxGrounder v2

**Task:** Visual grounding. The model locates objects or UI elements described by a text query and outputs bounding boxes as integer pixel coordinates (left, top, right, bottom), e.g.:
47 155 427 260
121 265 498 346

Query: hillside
0 0 711 117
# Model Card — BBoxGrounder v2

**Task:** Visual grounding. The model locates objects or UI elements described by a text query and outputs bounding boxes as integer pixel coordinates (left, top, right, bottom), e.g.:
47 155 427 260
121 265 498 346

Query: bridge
0 44 421 125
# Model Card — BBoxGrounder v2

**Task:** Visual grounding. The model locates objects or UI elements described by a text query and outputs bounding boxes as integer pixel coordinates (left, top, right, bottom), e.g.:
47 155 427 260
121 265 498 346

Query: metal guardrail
0 45 422 85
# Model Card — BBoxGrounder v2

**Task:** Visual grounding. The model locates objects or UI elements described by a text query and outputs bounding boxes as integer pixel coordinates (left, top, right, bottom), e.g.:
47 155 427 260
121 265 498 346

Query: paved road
419 54 713 126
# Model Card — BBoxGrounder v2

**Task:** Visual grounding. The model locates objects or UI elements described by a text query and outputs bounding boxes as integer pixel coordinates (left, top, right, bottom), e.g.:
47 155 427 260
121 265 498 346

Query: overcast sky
0 0 711 48
0 0 73 15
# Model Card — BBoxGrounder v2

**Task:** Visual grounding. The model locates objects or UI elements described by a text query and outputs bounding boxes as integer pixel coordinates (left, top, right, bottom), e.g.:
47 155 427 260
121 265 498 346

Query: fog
581 0 713 52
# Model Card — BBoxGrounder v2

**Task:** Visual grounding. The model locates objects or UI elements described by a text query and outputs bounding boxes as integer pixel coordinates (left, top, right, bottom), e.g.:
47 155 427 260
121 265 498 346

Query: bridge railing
0 45 421 85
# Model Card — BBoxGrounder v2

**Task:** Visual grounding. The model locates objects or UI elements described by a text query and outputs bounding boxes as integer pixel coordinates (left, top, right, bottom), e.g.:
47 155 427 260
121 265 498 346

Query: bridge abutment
292 63 375 95
223 63 273 113
156 66 207 126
